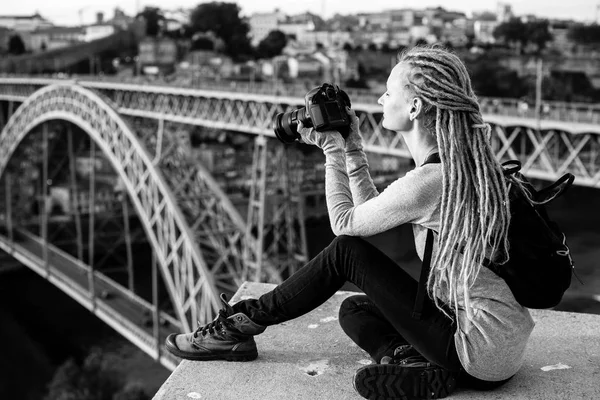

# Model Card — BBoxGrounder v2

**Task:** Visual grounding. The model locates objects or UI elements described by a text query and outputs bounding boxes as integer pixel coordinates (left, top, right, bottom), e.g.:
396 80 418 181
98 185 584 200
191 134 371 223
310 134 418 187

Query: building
186 49 235 79
440 24 468 47
549 21 576 54
249 10 285 46
390 9 417 28
0 13 53 32
163 8 190 32
473 20 499 44
409 25 433 43
29 26 84 52
0 27 10 53
109 8 134 30
250 11 329 49
496 3 514 22
297 30 351 49
357 12 392 29
83 24 115 42
278 16 316 45
138 37 178 75
83 13 116 42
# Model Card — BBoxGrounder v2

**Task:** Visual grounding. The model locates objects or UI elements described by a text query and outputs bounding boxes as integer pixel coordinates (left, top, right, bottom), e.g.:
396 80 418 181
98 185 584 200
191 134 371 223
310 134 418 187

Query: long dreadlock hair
398 46 512 320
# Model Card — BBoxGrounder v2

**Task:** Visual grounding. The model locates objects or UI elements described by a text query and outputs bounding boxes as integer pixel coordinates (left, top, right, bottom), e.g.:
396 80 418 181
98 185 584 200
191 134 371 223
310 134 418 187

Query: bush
44 348 149 400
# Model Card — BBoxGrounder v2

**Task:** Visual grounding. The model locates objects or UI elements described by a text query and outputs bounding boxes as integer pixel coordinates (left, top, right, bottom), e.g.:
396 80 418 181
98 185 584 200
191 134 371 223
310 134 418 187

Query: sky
3 0 599 26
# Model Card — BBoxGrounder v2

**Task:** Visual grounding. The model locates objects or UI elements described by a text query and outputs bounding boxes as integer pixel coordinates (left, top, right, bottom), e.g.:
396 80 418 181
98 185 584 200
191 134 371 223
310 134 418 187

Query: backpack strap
412 151 441 320
501 160 521 176
537 173 574 204
501 159 575 204
413 229 435 319
422 152 441 165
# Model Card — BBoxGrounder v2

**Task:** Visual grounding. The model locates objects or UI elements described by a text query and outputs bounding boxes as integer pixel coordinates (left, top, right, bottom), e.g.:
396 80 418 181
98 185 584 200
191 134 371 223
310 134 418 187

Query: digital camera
272 83 352 144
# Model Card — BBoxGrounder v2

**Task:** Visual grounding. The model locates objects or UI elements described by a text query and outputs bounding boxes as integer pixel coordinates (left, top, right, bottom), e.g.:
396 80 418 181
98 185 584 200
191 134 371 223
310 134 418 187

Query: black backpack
413 155 579 319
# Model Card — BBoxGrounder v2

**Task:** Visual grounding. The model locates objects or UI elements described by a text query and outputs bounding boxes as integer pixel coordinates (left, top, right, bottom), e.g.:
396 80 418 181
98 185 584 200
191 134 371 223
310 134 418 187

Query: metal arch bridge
0 78 599 371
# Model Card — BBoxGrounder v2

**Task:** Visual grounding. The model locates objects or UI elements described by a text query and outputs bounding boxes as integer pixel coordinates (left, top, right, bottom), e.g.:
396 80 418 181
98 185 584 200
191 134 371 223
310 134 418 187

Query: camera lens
272 107 313 144
326 87 335 100
273 109 301 144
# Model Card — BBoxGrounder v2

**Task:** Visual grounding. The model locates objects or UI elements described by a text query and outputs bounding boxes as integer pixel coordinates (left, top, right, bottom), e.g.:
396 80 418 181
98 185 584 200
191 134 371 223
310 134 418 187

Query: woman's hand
297 121 345 153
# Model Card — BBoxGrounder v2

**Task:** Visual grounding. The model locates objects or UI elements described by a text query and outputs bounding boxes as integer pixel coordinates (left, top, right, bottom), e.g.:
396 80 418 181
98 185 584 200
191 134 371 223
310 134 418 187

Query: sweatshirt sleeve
345 148 379 205
324 150 442 237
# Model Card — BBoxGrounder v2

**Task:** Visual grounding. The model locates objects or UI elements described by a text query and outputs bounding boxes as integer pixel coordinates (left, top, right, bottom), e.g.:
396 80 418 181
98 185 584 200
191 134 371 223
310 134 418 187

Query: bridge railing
0 226 179 369
1 75 599 124
1 78 599 189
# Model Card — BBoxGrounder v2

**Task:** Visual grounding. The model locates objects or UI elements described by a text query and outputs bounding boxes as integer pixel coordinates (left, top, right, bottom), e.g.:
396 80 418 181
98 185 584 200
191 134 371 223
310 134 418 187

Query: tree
526 20 553 52
191 36 215 51
137 7 165 37
257 30 287 58
493 18 527 52
494 18 553 54
189 2 253 60
466 54 527 98
8 34 26 55
568 24 600 48
44 348 149 400
345 76 369 89
113 383 151 400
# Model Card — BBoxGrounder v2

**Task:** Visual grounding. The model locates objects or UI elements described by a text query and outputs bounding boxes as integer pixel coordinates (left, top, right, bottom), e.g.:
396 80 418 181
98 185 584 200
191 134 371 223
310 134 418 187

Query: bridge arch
0 83 223 331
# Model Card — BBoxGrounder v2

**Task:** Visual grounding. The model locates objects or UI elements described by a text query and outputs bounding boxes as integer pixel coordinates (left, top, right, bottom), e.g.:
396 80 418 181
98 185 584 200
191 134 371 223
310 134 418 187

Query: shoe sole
353 364 457 400
165 335 258 361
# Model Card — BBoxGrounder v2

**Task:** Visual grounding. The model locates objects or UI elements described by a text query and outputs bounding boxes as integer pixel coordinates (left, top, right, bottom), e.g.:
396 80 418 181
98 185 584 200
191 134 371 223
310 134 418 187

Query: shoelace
381 345 431 366
192 309 230 338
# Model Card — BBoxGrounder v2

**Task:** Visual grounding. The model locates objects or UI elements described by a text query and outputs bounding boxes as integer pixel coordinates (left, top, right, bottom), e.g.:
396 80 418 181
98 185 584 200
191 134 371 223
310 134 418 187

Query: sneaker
380 345 421 365
353 347 458 400
165 293 266 361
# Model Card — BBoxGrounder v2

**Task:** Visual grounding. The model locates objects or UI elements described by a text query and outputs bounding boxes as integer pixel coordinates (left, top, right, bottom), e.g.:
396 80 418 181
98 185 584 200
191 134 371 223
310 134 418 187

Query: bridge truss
0 78 598 370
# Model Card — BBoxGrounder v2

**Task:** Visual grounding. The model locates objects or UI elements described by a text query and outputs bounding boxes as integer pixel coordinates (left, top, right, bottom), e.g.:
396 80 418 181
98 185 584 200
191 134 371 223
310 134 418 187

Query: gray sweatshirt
322 144 535 381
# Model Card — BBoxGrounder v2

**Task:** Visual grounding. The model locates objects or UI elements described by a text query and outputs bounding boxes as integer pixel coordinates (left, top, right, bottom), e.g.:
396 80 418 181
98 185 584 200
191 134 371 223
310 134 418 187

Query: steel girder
0 78 599 189
0 83 226 331
132 120 253 294
2 76 600 124
244 136 308 282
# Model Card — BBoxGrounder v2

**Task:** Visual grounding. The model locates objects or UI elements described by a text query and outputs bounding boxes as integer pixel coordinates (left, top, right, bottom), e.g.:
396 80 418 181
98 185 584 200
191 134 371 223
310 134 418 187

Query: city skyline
2 0 599 26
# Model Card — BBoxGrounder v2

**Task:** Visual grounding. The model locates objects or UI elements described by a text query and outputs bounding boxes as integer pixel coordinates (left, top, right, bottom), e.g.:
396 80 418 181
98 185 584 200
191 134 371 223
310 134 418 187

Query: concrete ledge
154 282 600 400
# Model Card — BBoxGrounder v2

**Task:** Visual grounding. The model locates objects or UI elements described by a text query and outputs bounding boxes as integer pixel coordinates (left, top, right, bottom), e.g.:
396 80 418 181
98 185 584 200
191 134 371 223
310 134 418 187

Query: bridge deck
154 281 600 400
0 228 179 370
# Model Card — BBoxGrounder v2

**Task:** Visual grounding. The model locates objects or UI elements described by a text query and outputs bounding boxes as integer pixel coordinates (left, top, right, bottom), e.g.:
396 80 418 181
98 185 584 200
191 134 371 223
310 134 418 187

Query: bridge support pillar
88 140 96 309
4 172 13 242
244 136 267 281
244 136 309 283
264 145 308 279
42 123 49 277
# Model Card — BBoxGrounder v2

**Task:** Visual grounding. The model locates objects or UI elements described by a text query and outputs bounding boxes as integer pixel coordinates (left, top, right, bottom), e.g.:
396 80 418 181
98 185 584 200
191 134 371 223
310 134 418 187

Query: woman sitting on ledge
165 45 534 400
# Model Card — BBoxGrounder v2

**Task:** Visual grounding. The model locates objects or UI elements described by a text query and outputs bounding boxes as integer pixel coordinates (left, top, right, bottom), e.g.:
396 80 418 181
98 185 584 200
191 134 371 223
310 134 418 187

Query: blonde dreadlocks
399 46 511 319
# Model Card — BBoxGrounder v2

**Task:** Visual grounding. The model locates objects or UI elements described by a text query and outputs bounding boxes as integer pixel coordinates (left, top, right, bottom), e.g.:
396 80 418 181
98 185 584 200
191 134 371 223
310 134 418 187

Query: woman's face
377 63 414 132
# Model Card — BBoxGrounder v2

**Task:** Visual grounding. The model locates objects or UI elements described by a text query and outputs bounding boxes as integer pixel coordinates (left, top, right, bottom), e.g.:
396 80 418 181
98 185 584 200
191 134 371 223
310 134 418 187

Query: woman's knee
338 295 370 326
331 235 371 257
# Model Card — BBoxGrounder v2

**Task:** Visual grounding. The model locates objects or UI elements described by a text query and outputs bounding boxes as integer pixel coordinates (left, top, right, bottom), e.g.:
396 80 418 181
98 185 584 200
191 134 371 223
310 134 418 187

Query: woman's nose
377 95 384 106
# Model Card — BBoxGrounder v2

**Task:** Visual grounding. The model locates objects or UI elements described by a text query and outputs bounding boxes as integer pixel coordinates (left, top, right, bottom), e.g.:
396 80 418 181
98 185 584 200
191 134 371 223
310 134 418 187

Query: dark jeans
232 235 511 390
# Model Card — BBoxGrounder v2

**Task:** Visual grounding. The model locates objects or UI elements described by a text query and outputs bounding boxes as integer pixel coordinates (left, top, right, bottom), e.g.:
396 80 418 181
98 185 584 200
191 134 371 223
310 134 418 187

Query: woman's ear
409 98 423 121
